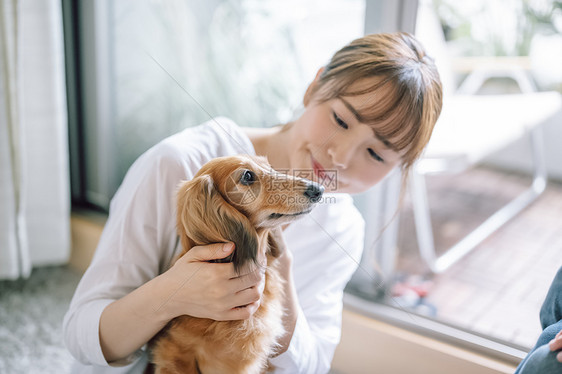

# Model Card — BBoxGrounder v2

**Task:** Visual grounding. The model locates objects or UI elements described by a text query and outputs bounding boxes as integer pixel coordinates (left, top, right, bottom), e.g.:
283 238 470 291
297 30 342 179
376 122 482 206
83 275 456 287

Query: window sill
69 209 107 273
332 292 523 374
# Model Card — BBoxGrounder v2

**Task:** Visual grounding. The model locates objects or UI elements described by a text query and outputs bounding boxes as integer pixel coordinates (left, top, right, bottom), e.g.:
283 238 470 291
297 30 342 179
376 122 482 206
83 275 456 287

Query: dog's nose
304 182 324 203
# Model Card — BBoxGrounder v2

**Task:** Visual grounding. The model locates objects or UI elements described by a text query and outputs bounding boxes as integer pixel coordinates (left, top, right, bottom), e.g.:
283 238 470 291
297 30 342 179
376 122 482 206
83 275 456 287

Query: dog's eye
240 170 256 185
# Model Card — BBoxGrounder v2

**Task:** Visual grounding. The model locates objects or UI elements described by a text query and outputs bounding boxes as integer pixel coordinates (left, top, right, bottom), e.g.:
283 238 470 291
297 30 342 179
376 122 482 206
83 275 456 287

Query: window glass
350 0 562 351
110 0 365 187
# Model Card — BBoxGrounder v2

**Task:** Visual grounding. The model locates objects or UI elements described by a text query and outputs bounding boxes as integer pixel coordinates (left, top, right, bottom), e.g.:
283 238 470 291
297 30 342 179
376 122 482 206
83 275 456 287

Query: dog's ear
177 178 202 257
177 174 259 273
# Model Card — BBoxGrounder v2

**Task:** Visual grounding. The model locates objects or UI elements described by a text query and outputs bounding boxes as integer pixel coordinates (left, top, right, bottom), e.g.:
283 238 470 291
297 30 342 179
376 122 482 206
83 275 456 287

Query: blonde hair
306 32 443 172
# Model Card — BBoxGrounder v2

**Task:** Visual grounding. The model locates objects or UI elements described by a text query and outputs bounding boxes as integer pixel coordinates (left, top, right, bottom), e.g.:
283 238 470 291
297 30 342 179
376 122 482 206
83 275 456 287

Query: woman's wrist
270 247 298 356
148 272 186 323
277 246 294 277
99 275 175 363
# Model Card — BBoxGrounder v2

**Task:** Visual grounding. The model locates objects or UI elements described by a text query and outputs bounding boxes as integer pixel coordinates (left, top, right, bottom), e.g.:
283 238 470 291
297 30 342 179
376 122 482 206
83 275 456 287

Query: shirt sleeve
62 142 189 366
269 197 365 374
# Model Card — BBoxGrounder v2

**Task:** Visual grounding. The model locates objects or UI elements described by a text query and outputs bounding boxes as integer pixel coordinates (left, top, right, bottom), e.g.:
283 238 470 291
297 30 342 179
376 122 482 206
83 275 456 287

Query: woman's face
288 79 404 194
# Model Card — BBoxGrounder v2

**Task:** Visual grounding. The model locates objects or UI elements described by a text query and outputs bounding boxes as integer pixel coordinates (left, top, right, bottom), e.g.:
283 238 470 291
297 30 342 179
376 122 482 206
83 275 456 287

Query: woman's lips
311 154 338 190
311 155 326 179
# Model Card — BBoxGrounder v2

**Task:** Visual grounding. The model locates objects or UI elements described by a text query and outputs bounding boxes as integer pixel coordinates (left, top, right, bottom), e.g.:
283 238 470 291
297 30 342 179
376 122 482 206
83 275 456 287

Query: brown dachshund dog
149 155 324 374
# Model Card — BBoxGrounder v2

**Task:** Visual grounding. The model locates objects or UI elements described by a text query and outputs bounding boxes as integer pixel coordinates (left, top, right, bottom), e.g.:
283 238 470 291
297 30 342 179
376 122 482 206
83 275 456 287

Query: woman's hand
549 330 562 363
99 242 265 363
268 227 299 356
273 226 293 276
155 242 266 322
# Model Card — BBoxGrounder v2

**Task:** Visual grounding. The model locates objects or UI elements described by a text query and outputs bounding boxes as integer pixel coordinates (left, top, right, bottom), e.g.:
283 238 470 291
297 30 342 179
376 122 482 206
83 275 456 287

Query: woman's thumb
191 242 234 262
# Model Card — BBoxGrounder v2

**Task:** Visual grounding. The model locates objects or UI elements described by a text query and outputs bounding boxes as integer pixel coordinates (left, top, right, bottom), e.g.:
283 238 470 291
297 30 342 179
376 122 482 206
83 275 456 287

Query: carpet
0 266 81 374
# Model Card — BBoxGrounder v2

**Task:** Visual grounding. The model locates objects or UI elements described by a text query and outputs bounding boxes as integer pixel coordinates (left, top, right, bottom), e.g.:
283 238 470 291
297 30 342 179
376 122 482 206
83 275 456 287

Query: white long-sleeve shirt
63 117 365 374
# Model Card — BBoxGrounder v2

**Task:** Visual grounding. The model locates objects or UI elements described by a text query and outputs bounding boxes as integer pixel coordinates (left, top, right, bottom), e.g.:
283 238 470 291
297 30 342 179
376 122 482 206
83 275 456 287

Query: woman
63 32 443 373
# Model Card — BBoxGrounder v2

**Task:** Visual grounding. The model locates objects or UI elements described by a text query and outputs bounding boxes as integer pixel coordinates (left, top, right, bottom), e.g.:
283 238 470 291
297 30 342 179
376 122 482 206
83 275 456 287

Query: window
68 0 365 209
65 0 562 366
347 0 562 364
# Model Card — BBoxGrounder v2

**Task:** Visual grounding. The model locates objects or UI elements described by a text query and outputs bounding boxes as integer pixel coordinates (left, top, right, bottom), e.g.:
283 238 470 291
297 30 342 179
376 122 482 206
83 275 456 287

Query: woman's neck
243 124 292 171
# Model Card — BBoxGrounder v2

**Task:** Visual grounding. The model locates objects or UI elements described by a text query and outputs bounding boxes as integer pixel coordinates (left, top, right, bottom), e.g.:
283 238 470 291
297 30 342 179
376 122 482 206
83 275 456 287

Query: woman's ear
177 174 259 273
303 67 325 107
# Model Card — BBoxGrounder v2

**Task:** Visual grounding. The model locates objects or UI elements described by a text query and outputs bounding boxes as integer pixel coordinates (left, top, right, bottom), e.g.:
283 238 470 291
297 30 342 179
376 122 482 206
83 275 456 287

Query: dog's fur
149 155 323 374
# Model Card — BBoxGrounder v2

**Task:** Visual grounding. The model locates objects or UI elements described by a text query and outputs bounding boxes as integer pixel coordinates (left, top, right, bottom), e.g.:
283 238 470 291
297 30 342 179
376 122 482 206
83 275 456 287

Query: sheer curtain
0 0 70 279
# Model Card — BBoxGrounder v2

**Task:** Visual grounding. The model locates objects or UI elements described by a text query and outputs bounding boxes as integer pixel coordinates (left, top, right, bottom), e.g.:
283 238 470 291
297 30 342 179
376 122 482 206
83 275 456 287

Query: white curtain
0 0 70 279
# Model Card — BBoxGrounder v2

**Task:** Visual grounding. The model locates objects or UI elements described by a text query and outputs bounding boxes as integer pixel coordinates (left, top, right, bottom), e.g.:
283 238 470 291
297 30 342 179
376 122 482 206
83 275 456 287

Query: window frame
63 0 528 366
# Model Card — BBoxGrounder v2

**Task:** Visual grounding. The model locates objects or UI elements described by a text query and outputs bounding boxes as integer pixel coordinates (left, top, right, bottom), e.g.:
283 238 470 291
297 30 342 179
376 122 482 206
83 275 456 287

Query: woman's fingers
234 286 262 305
184 242 234 262
549 330 562 352
229 265 265 293
226 250 268 279
550 339 562 351
221 300 261 321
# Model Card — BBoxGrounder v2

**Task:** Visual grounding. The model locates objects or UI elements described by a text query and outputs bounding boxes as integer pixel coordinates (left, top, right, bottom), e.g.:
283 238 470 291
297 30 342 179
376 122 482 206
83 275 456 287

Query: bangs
316 74 427 167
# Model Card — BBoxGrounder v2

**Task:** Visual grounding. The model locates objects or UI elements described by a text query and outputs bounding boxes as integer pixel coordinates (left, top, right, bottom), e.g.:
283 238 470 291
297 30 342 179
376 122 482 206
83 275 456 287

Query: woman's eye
368 148 384 163
240 170 256 185
333 112 348 129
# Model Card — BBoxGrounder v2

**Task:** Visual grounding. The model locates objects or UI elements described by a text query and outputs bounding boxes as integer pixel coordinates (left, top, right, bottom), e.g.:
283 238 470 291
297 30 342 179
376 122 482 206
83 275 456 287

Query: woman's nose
327 143 354 170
